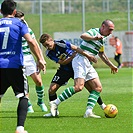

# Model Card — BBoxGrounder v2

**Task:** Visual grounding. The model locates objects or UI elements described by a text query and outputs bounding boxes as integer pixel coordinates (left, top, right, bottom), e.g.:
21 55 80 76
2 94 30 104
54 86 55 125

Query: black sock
49 93 57 101
17 97 28 126
97 96 103 105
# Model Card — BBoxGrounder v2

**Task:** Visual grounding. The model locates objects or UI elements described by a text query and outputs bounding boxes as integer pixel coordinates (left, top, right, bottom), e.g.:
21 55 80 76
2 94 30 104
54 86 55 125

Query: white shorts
23 54 37 76
72 54 98 81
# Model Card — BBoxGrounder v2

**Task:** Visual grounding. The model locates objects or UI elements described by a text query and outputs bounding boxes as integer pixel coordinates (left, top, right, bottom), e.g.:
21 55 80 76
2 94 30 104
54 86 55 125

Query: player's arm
23 33 45 72
80 32 104 41
34 38 46 73
58 52 77 65
98 51 118 74
70 44 97 63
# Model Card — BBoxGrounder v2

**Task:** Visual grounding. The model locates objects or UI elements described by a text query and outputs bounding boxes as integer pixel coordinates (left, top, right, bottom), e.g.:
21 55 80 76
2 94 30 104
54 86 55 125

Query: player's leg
51 78 84 116
117 54 121 68
31 73 47 112
16 96 28 133
84 77 102 118
44 69 73 117
114 55 119 67
43 83 60 117
7 68 28 133
84 82 106 110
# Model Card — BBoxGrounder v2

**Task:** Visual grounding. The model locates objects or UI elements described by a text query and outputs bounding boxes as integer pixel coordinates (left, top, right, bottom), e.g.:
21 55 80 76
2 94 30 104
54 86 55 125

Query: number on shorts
53 76 60 82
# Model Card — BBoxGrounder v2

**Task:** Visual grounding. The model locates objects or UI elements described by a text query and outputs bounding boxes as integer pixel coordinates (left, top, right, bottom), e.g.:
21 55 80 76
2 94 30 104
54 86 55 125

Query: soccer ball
104 104 118 118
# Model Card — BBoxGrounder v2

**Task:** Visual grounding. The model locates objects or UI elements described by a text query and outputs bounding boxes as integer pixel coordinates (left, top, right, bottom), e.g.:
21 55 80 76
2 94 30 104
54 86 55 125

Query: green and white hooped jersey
22 27 35 55
80 28 106 56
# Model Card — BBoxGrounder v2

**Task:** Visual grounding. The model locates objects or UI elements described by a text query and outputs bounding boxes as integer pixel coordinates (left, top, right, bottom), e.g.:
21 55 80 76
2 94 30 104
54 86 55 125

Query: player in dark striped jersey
0 1 46 133
39 33 106 117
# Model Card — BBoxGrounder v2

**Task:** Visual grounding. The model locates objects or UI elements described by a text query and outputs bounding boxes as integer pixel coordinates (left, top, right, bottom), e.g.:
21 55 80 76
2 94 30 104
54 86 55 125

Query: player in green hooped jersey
50 19 118 118
15 11 48 113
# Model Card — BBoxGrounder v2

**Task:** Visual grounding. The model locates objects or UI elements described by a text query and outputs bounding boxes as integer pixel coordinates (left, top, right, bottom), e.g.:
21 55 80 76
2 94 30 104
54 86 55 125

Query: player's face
101 23 114 36
42 38 55 50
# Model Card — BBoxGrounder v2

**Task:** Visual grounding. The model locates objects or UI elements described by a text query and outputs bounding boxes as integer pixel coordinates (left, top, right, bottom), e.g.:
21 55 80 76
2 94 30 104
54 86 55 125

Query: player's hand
36 60 46 74
110 66 118 74
94 34 104 40
88 55 97 63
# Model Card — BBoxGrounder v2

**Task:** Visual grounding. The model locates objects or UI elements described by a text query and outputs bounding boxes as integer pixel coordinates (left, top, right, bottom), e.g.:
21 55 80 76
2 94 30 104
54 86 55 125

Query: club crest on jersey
59 53 67 60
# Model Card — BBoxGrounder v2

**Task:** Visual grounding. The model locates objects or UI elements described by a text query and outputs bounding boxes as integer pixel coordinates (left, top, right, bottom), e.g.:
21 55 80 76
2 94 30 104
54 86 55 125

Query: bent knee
74 86 84 92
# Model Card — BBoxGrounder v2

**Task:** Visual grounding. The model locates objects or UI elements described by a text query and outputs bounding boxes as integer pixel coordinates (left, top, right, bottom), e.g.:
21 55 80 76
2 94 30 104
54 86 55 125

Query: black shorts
51 69 74 86
0 68 28 98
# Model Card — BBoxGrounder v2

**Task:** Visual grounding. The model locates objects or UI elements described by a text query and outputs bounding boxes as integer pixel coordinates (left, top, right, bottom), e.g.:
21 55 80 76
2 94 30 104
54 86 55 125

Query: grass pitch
0 68 132 133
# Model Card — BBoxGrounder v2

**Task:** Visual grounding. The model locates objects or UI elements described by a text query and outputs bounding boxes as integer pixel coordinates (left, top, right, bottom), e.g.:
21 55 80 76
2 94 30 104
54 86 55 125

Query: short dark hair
1 0 17 16
15 11 24 18
39 33 52 44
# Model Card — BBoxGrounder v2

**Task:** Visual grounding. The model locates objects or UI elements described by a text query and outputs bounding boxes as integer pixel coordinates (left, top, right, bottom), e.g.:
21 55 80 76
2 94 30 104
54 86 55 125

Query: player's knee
74 85 84 92
96 86 102 92
35 81 42 86
49 88 56 94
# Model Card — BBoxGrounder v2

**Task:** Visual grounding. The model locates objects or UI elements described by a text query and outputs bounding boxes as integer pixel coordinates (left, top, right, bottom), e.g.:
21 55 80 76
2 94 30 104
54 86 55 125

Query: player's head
15 10 29 26
100 19 114 36
39 33 55 50
1 0 17 17
15 10 24 19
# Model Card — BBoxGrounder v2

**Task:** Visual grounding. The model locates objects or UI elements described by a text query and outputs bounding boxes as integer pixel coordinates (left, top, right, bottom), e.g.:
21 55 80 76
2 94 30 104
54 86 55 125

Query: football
104 104 118 118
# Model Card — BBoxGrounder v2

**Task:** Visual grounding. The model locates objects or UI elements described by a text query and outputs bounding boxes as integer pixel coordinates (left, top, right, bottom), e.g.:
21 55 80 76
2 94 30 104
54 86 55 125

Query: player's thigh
51 69 73 86
30 72 42 86
0 69 10 96
86 77 102 92
8 68 28 97
74 78 85 92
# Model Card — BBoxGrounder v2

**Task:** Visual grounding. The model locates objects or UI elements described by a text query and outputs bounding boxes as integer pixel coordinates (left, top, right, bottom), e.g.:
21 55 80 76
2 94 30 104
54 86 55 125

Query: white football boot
84 112 101 118
50 101 58 117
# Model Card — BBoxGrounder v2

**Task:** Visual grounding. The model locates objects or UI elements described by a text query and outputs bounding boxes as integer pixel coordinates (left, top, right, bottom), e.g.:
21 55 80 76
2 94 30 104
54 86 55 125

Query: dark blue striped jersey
46 40 74 71
0 17 29 68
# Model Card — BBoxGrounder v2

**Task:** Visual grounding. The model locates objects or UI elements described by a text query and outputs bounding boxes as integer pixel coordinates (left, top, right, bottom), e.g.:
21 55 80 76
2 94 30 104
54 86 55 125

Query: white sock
55 98 61 105
100 103 106 110
85 106 93 114
16 126 24 132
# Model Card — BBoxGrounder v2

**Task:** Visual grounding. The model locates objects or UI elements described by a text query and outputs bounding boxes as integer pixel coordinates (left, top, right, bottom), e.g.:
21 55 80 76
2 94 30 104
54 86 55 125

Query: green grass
0 68 132 133
24 11 133 40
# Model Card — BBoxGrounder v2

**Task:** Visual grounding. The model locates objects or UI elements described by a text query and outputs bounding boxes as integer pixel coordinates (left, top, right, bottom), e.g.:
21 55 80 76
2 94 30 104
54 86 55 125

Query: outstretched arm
98 52 118 74
70 44 97 63
58 52 77 65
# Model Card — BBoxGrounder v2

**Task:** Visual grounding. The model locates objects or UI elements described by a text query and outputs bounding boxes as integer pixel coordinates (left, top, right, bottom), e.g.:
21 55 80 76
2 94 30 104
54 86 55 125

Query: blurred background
0 0 133 68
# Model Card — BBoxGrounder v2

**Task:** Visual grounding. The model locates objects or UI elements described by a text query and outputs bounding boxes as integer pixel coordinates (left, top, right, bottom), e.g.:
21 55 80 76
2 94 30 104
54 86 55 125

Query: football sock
86 90 100 112
49 93 57 101
17 97 28 126
56 87 75 105
97 96 106 109
16 126 24 132
97 96 103 105
28 100 32 107
36 85 44 104
100 103 106 110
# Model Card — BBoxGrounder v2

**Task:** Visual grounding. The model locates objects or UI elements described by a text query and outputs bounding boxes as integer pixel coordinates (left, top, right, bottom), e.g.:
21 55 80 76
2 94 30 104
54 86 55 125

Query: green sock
28 100 32 107
36 85 44 104
87 90 100 109
58 87 75 102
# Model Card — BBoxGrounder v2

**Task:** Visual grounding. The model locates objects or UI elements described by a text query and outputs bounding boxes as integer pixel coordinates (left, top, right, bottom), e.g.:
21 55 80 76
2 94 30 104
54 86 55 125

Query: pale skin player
15 11 47 113
49 20 118 118
39 33 107 117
